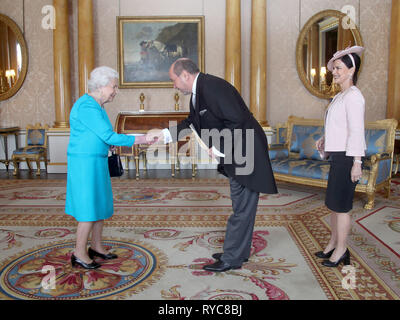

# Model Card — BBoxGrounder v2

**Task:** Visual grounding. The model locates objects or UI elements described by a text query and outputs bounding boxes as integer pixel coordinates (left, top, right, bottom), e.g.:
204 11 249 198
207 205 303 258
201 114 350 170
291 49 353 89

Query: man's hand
207 147 216 159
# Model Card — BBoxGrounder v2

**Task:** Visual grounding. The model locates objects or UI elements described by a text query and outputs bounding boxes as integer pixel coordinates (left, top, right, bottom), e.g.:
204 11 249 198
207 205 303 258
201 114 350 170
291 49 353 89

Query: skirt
65 155 114 222
325 152 358 213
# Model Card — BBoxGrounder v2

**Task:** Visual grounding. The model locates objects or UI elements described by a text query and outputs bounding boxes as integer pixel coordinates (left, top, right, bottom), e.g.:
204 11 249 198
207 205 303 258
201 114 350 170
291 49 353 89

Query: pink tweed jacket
324 86 366 157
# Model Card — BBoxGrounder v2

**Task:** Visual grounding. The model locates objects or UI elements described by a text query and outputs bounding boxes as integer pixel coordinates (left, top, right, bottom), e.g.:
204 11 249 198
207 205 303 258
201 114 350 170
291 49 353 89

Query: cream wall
0 0 392 129
0 0 55 127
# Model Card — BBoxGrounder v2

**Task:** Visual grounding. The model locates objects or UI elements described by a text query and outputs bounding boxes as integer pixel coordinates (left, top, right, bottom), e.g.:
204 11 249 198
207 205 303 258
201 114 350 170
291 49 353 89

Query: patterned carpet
0 178 399 300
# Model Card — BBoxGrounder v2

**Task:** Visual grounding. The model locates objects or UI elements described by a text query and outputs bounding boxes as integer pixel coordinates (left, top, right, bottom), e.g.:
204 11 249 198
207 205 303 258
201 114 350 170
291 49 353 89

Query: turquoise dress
65 94 135 222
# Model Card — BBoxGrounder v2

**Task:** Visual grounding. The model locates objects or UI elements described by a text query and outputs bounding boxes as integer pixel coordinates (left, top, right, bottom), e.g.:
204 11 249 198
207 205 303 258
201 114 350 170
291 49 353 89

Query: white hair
87 66 119 92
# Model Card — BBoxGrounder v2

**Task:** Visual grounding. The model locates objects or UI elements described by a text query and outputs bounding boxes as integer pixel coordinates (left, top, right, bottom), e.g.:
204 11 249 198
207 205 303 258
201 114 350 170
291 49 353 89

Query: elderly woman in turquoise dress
65 66 156 269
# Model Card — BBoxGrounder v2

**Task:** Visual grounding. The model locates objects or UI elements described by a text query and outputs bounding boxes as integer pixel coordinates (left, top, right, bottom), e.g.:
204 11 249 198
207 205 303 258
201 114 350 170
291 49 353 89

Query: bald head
169 58 199 95
171 58 200 77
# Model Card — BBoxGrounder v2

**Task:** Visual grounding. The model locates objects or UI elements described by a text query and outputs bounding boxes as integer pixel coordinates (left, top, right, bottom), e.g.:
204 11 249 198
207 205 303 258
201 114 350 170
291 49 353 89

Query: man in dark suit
167 58 277 272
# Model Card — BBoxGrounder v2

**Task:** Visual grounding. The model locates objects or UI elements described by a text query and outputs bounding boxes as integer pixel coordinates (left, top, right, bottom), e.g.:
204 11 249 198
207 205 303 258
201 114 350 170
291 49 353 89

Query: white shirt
191 73 200 108
162 73 200 144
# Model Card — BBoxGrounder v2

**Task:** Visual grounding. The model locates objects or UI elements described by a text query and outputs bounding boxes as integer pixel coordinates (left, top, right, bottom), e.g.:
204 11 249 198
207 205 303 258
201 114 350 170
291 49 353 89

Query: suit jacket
175 73 277 194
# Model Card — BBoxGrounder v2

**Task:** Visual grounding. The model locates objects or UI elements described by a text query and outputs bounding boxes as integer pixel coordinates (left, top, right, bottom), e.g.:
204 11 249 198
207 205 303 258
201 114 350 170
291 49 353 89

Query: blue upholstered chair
268 122 289 160
12 123 49 176
269 116 398 209
275 123 288 145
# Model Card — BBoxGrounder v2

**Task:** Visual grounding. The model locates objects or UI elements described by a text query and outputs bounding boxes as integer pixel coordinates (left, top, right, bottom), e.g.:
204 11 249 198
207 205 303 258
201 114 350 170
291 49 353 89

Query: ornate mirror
0 14 28 101
296 10 363 99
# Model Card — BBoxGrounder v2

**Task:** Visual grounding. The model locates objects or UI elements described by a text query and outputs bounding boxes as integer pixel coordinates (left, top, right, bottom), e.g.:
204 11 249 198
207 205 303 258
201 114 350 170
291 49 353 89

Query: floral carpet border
1 208 399 300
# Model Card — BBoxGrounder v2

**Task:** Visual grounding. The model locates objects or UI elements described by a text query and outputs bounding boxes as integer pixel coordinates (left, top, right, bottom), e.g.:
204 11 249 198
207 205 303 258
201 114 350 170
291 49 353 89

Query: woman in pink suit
315 46 366 267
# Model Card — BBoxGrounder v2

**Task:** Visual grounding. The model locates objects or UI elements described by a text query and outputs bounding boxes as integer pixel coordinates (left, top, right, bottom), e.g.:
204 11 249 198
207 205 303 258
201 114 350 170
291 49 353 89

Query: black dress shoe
203 260 241 272
322 249 350 267
88 247 118 260
212 253 249 262
315 248 335 259
71 254 101 269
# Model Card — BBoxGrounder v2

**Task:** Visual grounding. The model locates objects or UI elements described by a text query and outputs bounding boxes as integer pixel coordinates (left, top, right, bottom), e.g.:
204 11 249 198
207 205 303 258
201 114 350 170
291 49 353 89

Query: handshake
132 128 172 145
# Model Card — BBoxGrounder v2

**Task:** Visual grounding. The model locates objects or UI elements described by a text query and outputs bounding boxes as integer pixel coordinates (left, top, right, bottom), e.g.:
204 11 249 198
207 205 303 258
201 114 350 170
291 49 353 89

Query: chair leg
384 181 391 198
26 159 32 172
364 191 375 210
36 160 41 176
192 163 196 177
143 153 147 172
170 143 176 177
135 156 140 180
191 140 197 177
125 156 129 170
12 158 19 175
44 156 48 173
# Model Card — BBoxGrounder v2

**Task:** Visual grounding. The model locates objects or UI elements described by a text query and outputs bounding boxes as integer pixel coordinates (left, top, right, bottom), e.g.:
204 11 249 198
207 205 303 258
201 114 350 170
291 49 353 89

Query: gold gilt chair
12 123 49 176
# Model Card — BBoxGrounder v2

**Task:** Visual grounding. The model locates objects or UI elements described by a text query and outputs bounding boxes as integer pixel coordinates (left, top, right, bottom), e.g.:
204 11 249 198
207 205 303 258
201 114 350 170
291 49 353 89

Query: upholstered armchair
12 123 49 176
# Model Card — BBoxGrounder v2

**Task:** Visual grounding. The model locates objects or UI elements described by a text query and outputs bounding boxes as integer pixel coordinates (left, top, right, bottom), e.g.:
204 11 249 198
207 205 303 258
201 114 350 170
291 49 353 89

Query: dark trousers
221 177 260 266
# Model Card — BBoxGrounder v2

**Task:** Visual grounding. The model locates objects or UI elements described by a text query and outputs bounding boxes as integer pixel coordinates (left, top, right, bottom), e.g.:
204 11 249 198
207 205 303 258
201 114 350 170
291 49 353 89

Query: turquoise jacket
65 94 135 222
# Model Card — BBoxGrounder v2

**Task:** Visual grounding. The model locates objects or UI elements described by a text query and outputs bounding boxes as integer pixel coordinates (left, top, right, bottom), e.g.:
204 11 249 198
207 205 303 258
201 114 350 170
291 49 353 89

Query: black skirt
325 152 358 213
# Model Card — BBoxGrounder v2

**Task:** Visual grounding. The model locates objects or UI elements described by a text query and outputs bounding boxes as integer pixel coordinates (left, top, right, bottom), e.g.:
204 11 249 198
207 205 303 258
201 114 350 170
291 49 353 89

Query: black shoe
71 254 101 269
88 247 118 260
212 253 249 262
203 260 241 272
322 249 350 267
315 248 335 259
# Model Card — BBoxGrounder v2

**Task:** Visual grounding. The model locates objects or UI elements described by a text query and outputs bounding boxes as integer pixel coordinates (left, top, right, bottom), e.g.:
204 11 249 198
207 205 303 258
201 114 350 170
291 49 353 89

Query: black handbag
108 151 124 177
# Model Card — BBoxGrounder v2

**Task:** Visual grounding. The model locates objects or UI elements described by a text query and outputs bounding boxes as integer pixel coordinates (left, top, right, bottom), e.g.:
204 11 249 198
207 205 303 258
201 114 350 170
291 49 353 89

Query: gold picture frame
117 16 205 88
295 10 363 100
0 14 28 101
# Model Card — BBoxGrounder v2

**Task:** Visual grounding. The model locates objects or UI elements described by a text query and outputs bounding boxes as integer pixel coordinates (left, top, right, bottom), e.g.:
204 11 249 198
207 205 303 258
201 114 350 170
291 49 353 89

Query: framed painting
117 16 205 88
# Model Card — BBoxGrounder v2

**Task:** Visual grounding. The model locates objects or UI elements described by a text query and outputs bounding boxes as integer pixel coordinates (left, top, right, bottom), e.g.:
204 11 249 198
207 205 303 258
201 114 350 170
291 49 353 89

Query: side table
0 127 19 171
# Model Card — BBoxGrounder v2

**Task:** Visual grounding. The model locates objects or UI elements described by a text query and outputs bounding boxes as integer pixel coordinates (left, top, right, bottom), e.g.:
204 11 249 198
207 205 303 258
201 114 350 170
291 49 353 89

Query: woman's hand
351 162 363 183
145 129 164 144
315 137 327 159
315 137 324 152
133 130 163 145
110 145 117 152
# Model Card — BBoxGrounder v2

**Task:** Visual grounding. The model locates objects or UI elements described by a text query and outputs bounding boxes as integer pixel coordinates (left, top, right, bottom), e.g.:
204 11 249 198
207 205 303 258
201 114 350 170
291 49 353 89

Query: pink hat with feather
327 45 365 72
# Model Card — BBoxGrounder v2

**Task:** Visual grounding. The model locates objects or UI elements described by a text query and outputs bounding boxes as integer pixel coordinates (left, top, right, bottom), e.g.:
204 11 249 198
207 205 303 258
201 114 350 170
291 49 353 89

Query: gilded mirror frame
296 10 363 100
0 13 28 101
